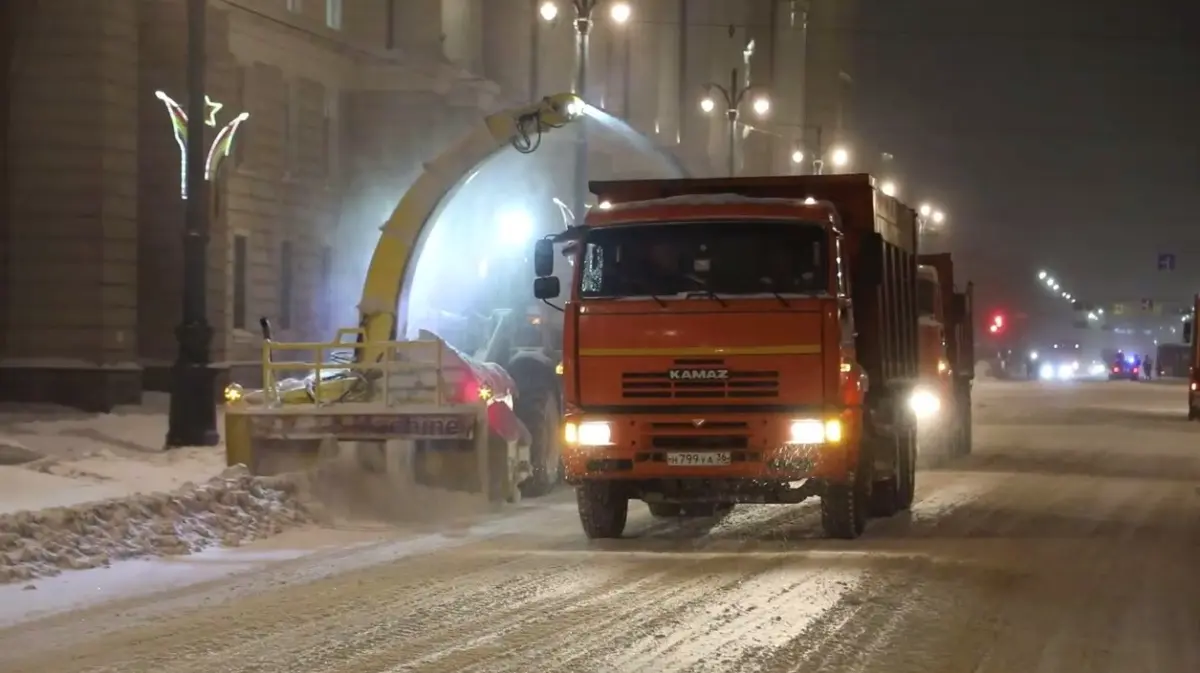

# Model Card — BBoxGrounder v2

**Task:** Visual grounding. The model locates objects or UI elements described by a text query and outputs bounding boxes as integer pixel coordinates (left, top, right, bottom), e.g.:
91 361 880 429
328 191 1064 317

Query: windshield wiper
682 276 728 307
760 278 791 308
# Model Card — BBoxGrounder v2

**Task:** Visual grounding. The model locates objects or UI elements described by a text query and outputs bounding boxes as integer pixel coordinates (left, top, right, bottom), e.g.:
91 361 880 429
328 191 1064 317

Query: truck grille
621 359 779 399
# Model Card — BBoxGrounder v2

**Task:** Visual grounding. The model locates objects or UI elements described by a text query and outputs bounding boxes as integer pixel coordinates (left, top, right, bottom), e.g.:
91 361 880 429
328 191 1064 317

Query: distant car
1038 357 1081 381
1108 357 1139 381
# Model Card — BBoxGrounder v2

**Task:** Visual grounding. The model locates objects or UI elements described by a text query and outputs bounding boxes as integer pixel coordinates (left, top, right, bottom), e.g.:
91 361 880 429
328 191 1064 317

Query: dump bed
591 174 921 394
917 253 975 380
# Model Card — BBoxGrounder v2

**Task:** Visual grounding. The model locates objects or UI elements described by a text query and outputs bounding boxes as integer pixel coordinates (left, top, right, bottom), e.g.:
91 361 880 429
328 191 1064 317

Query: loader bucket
222 332 531 506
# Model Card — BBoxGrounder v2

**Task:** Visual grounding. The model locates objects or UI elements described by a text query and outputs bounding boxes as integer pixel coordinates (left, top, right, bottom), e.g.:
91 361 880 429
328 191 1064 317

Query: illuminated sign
155 90 250 199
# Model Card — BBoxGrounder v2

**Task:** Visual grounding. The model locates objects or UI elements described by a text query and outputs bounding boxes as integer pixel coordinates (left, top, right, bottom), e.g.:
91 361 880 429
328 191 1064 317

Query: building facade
0 0 854 412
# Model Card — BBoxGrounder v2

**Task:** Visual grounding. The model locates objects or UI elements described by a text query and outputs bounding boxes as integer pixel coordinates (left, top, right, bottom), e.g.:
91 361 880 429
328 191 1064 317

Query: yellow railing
259 329 457 407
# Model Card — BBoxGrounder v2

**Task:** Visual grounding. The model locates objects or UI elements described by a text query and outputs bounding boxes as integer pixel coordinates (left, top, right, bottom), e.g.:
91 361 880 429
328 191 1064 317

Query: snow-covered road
1 380 1198 672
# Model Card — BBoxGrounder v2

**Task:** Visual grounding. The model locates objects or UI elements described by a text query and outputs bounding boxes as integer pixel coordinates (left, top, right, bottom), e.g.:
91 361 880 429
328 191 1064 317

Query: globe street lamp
700 67 770 176
829 146 849 169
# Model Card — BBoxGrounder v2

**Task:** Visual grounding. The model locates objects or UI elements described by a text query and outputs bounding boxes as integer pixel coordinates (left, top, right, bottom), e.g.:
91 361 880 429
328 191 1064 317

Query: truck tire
821 455 871 539
514 371 562 498
577 482 628 538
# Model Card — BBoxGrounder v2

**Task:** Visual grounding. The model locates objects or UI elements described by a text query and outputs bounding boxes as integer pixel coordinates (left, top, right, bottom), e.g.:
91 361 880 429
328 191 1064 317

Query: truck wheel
648 503 682 518
515 376 561 498
821 463 870 539
577 482 628 539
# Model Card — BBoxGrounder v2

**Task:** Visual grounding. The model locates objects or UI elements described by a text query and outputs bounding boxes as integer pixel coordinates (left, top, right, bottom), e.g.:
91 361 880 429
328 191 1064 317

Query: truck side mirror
856 232 884 287
534 238 555 277
533 276 561 300
1185 319 1193 344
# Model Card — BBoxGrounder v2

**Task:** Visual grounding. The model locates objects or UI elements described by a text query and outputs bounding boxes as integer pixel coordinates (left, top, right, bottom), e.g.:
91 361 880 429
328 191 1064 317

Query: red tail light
1112 367 1119 373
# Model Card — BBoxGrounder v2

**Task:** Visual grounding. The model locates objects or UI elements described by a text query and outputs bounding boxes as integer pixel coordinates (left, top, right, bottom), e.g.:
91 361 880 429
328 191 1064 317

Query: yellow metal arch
353 93 584 365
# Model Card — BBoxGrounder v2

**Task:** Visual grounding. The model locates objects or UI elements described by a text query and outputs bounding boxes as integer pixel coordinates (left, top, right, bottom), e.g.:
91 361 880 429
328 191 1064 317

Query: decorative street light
165 0 223 448
538 0 631 223
154 91 249 200
699 67 770 176
917 203 947 236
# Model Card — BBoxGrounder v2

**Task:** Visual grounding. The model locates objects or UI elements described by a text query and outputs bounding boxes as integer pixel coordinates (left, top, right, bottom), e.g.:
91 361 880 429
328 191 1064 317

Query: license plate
666 452 731 467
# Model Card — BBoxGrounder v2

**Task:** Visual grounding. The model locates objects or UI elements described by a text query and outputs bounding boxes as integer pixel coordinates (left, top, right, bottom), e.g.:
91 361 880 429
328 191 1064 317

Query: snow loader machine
222 93 587 502
533 173 925 539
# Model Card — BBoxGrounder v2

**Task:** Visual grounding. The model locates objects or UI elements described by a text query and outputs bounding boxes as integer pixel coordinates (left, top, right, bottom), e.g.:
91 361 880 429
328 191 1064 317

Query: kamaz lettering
668 369 730 381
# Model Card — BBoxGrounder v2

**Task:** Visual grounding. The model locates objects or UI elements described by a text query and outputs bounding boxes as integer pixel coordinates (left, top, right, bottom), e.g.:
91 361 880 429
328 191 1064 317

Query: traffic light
988 312 1005 335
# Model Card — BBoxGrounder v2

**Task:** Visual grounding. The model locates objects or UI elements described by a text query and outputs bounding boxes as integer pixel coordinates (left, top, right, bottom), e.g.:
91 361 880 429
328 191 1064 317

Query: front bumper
561 411 852 482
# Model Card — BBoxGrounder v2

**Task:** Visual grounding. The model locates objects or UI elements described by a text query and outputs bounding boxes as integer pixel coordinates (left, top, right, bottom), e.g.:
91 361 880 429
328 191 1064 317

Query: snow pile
0 465 316 584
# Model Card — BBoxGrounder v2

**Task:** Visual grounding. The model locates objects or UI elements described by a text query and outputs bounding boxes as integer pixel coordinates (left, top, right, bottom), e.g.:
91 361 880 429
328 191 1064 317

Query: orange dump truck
915 253 974 458
531 174 923 539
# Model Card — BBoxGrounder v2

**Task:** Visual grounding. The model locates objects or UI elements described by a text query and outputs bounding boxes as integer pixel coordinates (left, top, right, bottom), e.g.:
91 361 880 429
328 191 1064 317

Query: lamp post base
165 323 220 449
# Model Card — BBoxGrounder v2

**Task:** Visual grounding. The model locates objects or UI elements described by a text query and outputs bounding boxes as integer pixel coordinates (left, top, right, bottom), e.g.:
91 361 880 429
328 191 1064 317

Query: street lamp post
917 203 947 237
776 123 849 175
165 0 219 448
700 67 769 176
540 1 630 223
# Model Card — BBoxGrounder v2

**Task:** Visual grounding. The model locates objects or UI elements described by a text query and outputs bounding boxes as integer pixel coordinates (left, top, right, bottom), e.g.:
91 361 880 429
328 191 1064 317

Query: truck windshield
577 220 829 299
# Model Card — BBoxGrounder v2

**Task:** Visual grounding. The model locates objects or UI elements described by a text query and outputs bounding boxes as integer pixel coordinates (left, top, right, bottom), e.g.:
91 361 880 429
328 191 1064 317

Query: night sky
852 0 1198 329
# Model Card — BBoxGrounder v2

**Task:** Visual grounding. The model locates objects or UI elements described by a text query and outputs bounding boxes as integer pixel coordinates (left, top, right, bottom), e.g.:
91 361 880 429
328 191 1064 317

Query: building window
323 89 338 177
326 0 342 30
233 234 248 330
280 241 294 330
286 0 302 13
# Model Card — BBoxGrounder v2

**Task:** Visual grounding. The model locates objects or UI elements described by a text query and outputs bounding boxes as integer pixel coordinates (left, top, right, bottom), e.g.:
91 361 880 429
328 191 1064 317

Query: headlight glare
788 419 840 444
908 388 941 418
565 421 612 446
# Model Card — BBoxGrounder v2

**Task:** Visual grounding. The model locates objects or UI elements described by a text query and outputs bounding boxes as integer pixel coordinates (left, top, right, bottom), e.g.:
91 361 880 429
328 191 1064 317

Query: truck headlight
788 419 842 445
564 421 613 446
908 388 941 419
224 383 244 403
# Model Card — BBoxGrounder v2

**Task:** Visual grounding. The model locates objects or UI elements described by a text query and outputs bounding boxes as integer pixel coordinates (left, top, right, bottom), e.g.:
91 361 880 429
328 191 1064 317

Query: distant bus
1156 343 1190 378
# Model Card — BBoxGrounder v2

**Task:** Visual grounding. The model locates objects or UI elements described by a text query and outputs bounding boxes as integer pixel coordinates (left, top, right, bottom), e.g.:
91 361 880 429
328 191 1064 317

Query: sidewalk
0 392 225 515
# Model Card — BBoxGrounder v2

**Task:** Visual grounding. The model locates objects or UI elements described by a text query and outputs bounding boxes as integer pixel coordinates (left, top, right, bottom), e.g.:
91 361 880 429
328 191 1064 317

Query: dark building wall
2 0 142 411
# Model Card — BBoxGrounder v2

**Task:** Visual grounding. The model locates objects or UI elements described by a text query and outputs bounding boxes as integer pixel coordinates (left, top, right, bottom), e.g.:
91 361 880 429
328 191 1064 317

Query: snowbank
0 466 316 584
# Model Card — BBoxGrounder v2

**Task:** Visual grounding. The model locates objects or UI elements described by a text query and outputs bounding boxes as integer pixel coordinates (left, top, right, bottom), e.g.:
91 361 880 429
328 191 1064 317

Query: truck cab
532 174 923 540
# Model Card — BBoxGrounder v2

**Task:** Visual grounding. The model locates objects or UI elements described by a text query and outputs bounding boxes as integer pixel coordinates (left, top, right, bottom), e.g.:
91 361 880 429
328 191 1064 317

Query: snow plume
0 465 316 584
